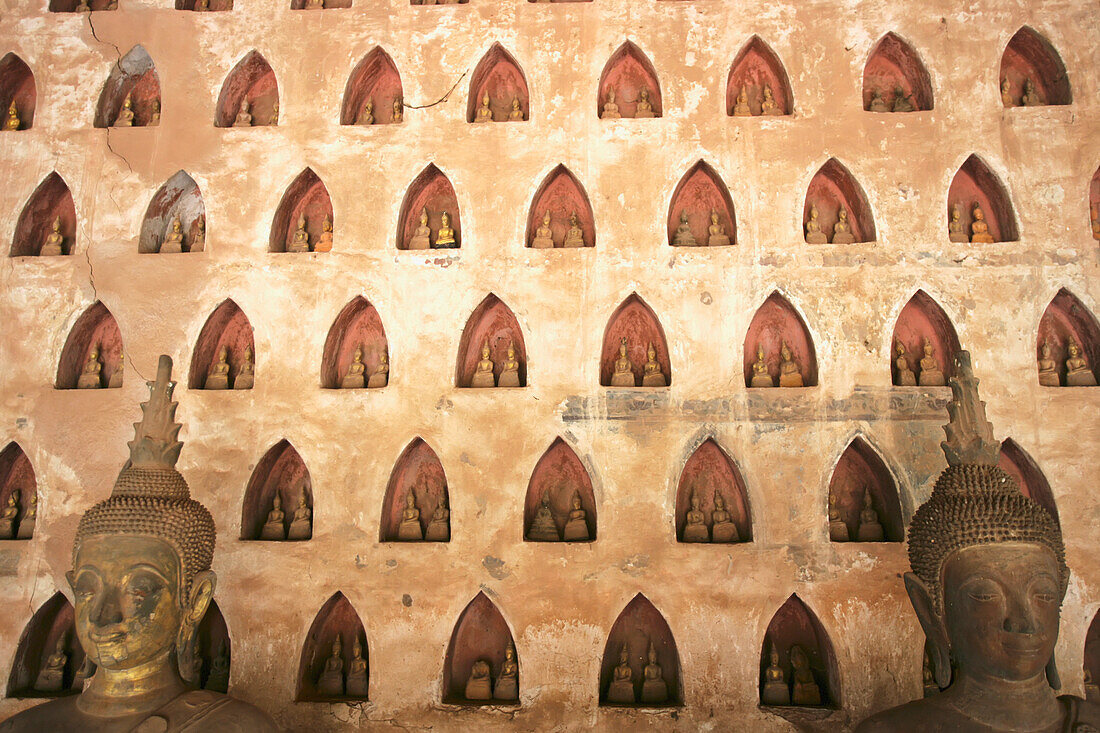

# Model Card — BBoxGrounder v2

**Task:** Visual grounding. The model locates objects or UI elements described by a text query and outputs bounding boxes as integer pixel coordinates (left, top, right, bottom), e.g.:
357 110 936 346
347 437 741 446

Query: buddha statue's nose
1002 596 1037 635
91 588 123 627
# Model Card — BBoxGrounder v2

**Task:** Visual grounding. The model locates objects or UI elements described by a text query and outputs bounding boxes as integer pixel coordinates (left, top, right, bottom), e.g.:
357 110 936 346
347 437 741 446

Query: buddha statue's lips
999 637 1046 655
89 629 127 644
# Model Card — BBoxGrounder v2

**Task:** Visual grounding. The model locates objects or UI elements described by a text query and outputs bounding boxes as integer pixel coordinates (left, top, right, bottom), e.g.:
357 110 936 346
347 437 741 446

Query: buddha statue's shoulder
160 689 279 732
1060 695 1100 731
0 696 83 732
854 697 967 733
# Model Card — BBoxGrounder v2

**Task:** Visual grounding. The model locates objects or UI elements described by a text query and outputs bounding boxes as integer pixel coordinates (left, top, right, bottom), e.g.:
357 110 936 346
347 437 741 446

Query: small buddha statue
532 210 554 248
761 644 789 705
114 94 134 127
191 216 206 251
341 345 366 389
346 638 368 697
233 347 254 390
397 492 423 541
77 347 103 389
707 209 730 246
563 211 585 247
0 489 19 538
750 345 773 388
494 642 519 700
1065 341 1097 386
1091 204 1100 240
869 89 888 113
425 496 449 541
733 85 752 116
206 643 229 692
288 214 310 253
497 341 521 387
75 0 90 11
1085 668 1100 703
947 203 968 243
108 353 123 389
317 637 345 697
5 100 21 131
1036 341 1060 386
635 88 655 118
610 337 636 387
205 347 230 390
969 203 994 243
1000 78 1015 107
527 491 559 541
778 342 804 387
470 340 496 388
607 645 635 703
1022 78 1042 106
465 659 492 700
508 97 523 121
408 207 431 250
287 489 312 540
892 85 915 113
475 93 493 123
641 343 665 387
640 642 667 704
392 97 403 123
434 210 456 248
268 102 278 126
35 638 68 693
195 0 209 10
305 0 323 8
855 487 884 542
831 206 855 244
601 88 621 119
315 215 333 252
917 338 945 386
805 203 827 243
259 493 285 540
233 99 252 127
162 216 185 253
894 340 916 386
149 99 160 126
923 650 939 698
710 491 739 543
672 210 696 246
16 492 35 539
367 351 389 389
41 216 65 256
682 492 709 543
828 494 849 542
562 490 589 541
359 100 374 125
789 645 821 706
760 84 779 115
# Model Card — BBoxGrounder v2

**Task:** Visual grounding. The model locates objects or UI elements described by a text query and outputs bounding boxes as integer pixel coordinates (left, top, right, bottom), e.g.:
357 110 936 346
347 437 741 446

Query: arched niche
599 594 682 707
379 438 450 542
1089 165 1099 240
826 438 903 543
188 600 231 692
139 170 206 254
466 43 529 123
599 294 671 388
743 292 818 388
1036 289 1100 388
455 294 527 388
597 41 662 119
1086 611 1100 703
0 53 36 130
442 592 519 705
0 442 36 540
269 168 333 253
93 45 160 128
176 0 233 10
50 0 113 11
55 301 123 390
12 172 76 257
215 51 278 128
320 296 389 389
240 440 313 541
726 36 793 116
666 160 736 247
997 439 1058 525
523 438 596 542
999 26 1071 107
340 47 403 126
674 438 751 544
891 290 960 387
946 155 1018 243
803 158 875 244
759 594 840 708
6 592 86 697
525 164 595 249
295 592 369 702
396 164 461 250
861 32 933 112
188 299 255 390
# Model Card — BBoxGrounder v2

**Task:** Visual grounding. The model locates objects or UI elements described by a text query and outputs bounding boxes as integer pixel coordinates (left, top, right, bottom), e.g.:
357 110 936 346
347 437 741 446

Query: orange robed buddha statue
0 355 277 732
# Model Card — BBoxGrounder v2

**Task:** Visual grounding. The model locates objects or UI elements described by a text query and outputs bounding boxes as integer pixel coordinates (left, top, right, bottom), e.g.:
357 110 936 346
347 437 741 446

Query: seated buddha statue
563 212 585 247
635 89 655 118
151 100 162 125
75 0 90 10
532 211 554 248
855 488 884 542
114 94 134 127
508 97 524 121
760 84 779 115
947 203 968 243
425 496 449 541
869 89 888 113
465 659 492 701
917 338 945 386
346 639 368 697
475 93 493 123
233 347 254 390
892 85 915 113
1085 668 1100 703
77 347 103 389
710 491 739 543
41 216 65 256
601 88 621 119
707 209 730 246
673 210 696 246
341 345 366 389
162 216 185 253
497 341 521 387
367 351 389 389
682 492 709 543
34 638 68 693
268 102 279 126
894 340 916 386
288 214 310 253
607 645 635 703
805 203 827 243
828 494 849 542
527 491 559 541
750 345 773 388
922 650 939 698
392 98 403 123
16 492 35 539
233 100 252 127
470 340 496 388
397 492 423 541
4 100 19 131
1000 78 1015 107
287 489 312 540
733 85 752 116
789 645 821 706
259 493 285 540
1037 341 1060 386
359 100 373 125
562 490 589 541
0 490 19 538
1022 78 1042 106
108 353 124 389
408 207 431 250
969 203 994 243
493 642 519 700
191 216 205 251
317 637 345 697
831 207 855 244
761 644 789 705
434 211 456 248
640 643 667 704
316 215 333 252
305 0 323 8
1065 341 1097 386
641 343 665 387
778 342 804 387
610 338 636 387
1092 203 1100 240
206 644 229 692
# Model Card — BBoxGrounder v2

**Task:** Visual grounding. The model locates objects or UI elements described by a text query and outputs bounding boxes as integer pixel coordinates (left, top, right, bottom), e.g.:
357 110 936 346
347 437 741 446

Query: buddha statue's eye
963 578 1001 603
73 573 99 601
126 574 163 603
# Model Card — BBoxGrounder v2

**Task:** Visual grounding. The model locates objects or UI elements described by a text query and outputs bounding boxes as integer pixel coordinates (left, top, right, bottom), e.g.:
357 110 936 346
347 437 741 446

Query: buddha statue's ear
904 572 951 689
65 570 76 594
177 570 216 654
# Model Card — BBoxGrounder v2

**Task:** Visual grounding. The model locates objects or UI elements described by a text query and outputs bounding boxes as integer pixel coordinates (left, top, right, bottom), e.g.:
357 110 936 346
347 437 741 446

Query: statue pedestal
317 670 344 697
16 517 34 539
259 521 284 541
762 681 790 706
607 680 634 704
204 374 229 390
641 372 666 387
408 234 430 250
233 373 253 390
682 524 709 542
1067 370 1098 387
562 518 588 541
712 522 739 543
610 372 635 387
77 373 101 389
397 519 422 541
857 521 884 542
287 520 311 541
493 676 517 700
831 232 855 244
498 370 520 388
465 676 491 700
470 371 495 388
779 372 804 388
425 519 449 542
527 515 559 541
792 680 821 706
751 374 774 388
346 670 368 697
806 232 828 244
641 678 667 704
367 372 388 389
341 374 365 389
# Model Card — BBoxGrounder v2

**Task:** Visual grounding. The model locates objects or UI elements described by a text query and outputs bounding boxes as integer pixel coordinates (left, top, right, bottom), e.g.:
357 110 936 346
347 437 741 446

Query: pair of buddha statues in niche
76 346 123 389
762 643 823 707
829 486 884 542
40 216 66 256
601 88 656 119
0 489 35 539
288 213 333 253
948 202 995 243
190 641 229 693
894 338 945 387
357 97 403 125
232 99 278 127
1038 340 1097 387
259 486 312 541
531 210 586 248
731 83 781 116
341 345 389 389
474 94 524 123
408 207 456 249
204 346 254 390
672 210 730 246
610 338 665 387
867 86 916 113
681 490 740 543
750 342 803 388
1001 77 1044 107
607 642 668 705
396 490 450 541
527 489 589 542
463 643 518 703
5 101 21 131
805 203 856 244
470 340 521 388
316 636 368 698
160 214 204 253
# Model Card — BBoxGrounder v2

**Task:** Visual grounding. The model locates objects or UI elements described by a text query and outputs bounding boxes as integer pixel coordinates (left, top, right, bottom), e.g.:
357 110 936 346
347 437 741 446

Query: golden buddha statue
635 88 655 118
527 490 559 541
494 642 519 700
108 352 124 389
288 213 310 253
892 85 915 113
948 203 968 243
304 0 323 8
1037 341 1060 386
233 99 252 127
610 337 636 387
1085 668 1100 703
601 88 621 119
869 89 888 113
392 97 403 123
1065 341 1097 386
760 84 779 115
41 216 64 256
233 346 253 390
341 345 366 389
409 207 431 250
789 645 821 706
498 341 521 387
750 345 773 388
315 214 333 253
733 84 752 116
475 93 493 123
508 97 523 121
77 346 103 389
204 347 230 390
397 492 423 540
828 494 849 542
16 492 35 539
641 343 665 387
778 342 803 387
4 100 20 131
191 216 205 252
287 488 312 540
470 340 496 388
317 637 344 697
918 338 945 386
268 102 278 126
607 645 635 703
162 216 185 253
640 642 667 704
34 637 67 693
710 491 739 543
761 643 789 705
114 94 134 127
359 100 374 125
894 340 916 386
682 492 709 543
149 99 160 126
805 203 827 243
465 659 492 700
259 493 285 540
0 489 19 538
970 203 994 243
367 350 388 389
1000 78 1015 107
195 0 209 10
1022 78 1042 106
434 211 456 248
707 209 730 246
562 490 589 541
672 210 696 246
425 496 449 541
831 206 855 244
532 210 554 248
346 638 368 697
855 487 884 542
563 211 585 247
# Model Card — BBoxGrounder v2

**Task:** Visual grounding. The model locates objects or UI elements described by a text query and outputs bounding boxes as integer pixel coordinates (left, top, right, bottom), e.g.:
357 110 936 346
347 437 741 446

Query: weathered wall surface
0 0 1097 729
